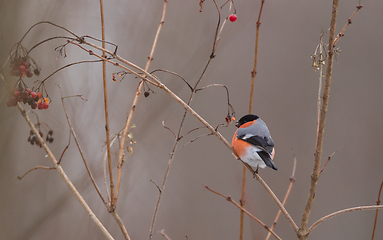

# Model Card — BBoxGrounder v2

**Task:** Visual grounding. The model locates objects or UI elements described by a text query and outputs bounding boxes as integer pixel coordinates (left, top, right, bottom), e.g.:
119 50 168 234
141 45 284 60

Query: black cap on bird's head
235 114 259 128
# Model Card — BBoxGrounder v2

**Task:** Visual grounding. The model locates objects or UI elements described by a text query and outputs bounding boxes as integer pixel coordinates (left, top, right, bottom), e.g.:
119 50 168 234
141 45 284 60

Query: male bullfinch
232 114 277 173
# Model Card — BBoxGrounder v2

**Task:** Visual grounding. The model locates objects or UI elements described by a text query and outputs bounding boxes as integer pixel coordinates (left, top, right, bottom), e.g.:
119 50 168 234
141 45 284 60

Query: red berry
31 92 37 99
14 90 20 97
37 92 43 98
31 102 37 109
26 88 32 94
38 102 44 110
20 91 28 99
23 61 30 68
229 14 237 22
27 71 33 78
43 102 49 109
18 65 26 73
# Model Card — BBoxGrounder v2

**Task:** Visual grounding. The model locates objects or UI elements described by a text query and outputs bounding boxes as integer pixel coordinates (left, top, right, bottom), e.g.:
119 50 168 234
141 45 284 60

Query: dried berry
33 68 40 76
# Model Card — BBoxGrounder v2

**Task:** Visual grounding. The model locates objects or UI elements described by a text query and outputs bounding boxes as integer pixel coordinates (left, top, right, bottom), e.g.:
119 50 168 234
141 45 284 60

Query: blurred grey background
1 0 382 239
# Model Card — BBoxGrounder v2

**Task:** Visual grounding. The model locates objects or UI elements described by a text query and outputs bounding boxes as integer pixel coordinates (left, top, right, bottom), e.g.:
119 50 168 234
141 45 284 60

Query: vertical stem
241 1 265 239
371 180 383 240
299 0 339 238
99 0 114 208
316 40 324 143
239 166 246 240
114 0 168 205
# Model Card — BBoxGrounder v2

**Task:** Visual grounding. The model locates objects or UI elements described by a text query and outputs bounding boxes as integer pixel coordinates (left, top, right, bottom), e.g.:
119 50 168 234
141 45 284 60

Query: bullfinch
232 114 277 173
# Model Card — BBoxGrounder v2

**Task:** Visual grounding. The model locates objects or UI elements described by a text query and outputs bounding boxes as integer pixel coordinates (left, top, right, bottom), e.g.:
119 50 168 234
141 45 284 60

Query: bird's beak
235 121 240 128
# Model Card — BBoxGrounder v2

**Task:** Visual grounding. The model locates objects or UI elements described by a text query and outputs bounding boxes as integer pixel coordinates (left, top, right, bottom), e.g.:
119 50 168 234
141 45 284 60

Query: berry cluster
27 129 54 148
6 84 50 110
9 56 40 78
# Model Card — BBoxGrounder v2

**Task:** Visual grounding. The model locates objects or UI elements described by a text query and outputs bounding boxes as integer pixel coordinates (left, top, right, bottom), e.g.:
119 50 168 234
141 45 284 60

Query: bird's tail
258 151 278 170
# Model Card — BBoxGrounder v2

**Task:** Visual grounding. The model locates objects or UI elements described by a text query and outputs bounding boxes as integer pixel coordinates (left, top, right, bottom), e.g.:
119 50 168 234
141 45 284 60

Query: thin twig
149 138 177 239
158 229 172 240
151 69 193 91
214 0 232 50
254 173 299 233
332 5 363 46
265 155 297 240
249 0 265 112
103 136 118 203
308 205 383 234
99 0 115 209
299 1 339 239
371 180 383 240
315 32 326 143
162 121 176 139
18 21 80 44
175 133 213 153
115 1 168 208
17 166 55 180
58 131 71 164
59 86 107 206
243 1 266 239
319 151 336 174
205 185 281 240
148 3 238 237
39 60 103 84
16 102 114 240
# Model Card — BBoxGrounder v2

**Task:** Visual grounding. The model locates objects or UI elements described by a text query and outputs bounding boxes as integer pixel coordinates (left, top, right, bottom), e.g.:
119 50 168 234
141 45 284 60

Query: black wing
237 134 274 155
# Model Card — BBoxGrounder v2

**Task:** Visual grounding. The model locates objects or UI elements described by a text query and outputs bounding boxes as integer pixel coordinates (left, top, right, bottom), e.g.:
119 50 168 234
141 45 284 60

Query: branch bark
299 0 339 238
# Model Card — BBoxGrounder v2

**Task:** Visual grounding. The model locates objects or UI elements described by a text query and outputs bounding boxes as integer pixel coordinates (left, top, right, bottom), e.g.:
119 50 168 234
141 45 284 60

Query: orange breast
232 130 252 158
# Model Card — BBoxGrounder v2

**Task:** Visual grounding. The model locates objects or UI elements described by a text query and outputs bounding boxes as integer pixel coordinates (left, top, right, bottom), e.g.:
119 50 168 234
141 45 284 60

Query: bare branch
158 229 172 240
205 185 282 240
371 180 383 240
299 1 339 238
254 173 299 233
266 155 297 240
319 151 336 174
308 205 383 234
59 86 108 206
16 102 114 240
333 5 363 46
17 166 55 180
115 0 168 211
162 121 177 139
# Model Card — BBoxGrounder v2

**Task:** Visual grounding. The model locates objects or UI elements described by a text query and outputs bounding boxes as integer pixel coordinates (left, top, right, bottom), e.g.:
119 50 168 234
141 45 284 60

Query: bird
232 114 277 173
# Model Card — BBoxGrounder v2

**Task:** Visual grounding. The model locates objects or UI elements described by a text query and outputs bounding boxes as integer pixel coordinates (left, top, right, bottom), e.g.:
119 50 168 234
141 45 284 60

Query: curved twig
38 60 103 85
27 36 77 54
17 166 55 180
308 205 383 234
162 121 177 139
19 21 80 44
151 69 193 91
